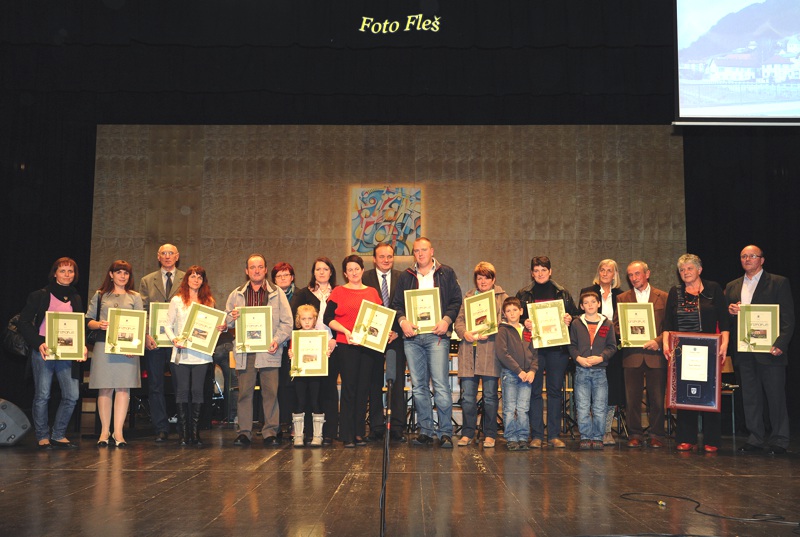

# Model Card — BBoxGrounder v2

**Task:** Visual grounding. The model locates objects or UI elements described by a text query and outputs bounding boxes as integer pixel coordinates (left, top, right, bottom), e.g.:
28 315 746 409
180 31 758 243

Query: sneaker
592 440 604 450
579 439 592 450
439 435 453 448
550 438 566 448
413 434 434 446
517 441 530 451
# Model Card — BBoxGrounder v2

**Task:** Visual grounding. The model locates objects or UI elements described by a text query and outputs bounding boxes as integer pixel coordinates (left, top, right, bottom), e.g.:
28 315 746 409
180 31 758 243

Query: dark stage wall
2 1 799 424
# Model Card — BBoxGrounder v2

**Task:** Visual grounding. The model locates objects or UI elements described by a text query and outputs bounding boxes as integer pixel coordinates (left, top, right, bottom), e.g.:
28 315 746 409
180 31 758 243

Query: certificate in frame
351 300 397 353
527 300 569 349
44 311 86 360
149 303 173 347
404 288 442 334
179 303 225 357
737 304 779 353
464 290 498 336
666 332 721 412
235 306 273 353
105 308 146 356
617 302 657 347
290 330 329 377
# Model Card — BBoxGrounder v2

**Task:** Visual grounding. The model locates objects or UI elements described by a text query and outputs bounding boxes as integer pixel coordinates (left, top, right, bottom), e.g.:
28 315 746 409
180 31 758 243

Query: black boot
191 403 203 446
178 403 190 446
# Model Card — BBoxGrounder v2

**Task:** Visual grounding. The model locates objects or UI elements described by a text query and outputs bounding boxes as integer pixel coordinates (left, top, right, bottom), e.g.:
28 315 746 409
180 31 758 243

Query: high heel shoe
111 434 127 448
97 437 109 447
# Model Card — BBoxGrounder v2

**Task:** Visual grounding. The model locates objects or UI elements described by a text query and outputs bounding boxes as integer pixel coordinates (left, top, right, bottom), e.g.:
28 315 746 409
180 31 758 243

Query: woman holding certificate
453 262 507 448
87 260 144 448
662 254 730 453
164 265 220 446
323 255 382 448
18 257 87 449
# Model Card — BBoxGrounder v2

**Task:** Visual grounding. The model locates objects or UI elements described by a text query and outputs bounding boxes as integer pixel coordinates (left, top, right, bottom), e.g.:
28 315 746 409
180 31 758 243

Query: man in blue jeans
392 237 463 448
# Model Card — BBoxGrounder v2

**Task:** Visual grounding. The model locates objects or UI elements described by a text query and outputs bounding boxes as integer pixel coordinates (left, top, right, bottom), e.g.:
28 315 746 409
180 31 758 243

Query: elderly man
226 254 293 447
726 245 795 455
392 237 462 448
140 243 185 442
615 261 669 448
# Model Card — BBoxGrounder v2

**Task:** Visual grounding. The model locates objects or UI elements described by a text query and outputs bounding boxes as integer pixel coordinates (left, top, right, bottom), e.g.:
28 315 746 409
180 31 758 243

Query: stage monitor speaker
0 398 32 446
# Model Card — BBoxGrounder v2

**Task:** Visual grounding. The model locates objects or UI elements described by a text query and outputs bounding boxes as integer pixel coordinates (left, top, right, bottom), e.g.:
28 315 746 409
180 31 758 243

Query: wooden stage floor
2 429 799 537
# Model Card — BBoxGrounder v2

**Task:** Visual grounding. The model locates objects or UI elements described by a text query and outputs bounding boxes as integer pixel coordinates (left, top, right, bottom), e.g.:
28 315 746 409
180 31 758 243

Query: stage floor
2 428 799 537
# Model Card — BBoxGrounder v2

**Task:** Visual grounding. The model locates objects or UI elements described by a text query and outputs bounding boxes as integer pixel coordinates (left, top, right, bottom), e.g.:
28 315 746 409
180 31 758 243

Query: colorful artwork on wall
350 186 421 256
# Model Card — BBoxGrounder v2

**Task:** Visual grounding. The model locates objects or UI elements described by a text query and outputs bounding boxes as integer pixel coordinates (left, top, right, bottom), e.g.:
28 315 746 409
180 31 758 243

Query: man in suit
362 242 407 442
615 261 669 448
726 244 795 455
140 243 185 442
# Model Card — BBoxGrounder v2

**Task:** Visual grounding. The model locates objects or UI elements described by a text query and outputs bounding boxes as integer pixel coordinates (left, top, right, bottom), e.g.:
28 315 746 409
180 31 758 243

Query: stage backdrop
90 125 685 298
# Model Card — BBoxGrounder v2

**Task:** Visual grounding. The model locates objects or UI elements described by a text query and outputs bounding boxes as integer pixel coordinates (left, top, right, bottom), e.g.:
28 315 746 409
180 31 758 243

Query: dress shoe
38 442 53 450
703 445 718 453
529 438 543 449
483 437 496 448
51 439 78 449
96 438 109 448
767 445 787 455
550 438 566 448
676 443 695 452
233 434 251 446
322 437 333 446
412 434 434 446
366 431 384 442
154 431 168 443
738 443 763 453
263 436 280 447
343 441 356 448
439 435 453 448
457 436 473 446
627 438 642 448
390 433 407 443
355 437 367 447
112 435 128 448
649 438 664 448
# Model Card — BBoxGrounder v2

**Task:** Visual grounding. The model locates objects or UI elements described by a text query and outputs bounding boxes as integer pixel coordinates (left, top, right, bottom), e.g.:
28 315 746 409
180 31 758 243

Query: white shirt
741 269 763 305
161 268 175 294
415 260 437 290
635 284 651 304
601 289 614 321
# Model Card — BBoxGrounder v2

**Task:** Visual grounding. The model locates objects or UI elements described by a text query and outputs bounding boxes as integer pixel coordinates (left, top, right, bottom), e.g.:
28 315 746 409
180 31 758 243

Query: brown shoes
550 438 566 448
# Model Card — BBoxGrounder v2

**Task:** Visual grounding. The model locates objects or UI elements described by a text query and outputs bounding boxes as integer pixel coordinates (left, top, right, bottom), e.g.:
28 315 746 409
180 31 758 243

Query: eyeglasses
274 273 293 279
740 254 762 260
159 251 177 257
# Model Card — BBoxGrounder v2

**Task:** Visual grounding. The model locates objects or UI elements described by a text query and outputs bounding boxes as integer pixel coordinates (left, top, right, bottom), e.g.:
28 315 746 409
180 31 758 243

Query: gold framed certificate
290 330 329 377
149 303 172 347
464 290 498 336
44 311 86 360
617 302 657 347
235 306 273 353
179 303 225 357
667 332 721 412
105 308 146 356
351 300 397 353
526 300 569 348
737 304 779 353
404 288 442 334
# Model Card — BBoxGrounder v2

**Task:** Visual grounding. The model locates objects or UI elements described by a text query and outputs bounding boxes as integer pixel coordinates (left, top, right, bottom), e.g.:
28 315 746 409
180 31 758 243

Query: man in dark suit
615 261 669 448
140 243 185 442
362 242 407 442
726 244 795 455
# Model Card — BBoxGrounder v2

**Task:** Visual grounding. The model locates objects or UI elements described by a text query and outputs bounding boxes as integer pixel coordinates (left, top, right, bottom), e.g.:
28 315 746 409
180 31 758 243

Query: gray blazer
139 268 186 310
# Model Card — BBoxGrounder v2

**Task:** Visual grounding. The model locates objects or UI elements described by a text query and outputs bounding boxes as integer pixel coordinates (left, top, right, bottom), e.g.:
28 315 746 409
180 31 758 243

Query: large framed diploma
351 300 397 353
44 311 86 360
404 288 442 334
105 308 146 356
527 300 569 348
737 304 779 353
464 290 498 336
149 303 173 347
235 306 273 353
290 330 329 377
617 302 657 347
666 332 722 412
178 303 225 357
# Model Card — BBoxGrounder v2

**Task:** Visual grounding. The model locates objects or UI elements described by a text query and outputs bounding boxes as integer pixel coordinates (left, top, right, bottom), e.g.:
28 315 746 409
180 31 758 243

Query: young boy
495 297 538 451
569 290 618 450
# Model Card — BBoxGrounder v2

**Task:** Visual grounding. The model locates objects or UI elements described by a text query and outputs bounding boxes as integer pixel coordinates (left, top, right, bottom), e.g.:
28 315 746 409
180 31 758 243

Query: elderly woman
662 254 730 453
580 259 623 446
323 255 382 448
87 260 144 448
17 257 88 449
454 262 507 448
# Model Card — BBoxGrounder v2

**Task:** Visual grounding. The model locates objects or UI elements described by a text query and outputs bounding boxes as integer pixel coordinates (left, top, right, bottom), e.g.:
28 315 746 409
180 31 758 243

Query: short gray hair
676 253 702 271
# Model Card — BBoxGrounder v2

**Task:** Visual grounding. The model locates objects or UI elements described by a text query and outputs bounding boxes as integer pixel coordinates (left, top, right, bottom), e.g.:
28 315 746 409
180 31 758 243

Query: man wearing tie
140 243 185 442
362 243 407 442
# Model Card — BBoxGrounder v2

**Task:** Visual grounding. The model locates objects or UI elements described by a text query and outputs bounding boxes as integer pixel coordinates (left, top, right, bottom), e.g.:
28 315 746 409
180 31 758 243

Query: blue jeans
460 375 499 439
501 368 531 442
529 348 569 440
574 367 608 441
404 333 453 437
31 351 79 441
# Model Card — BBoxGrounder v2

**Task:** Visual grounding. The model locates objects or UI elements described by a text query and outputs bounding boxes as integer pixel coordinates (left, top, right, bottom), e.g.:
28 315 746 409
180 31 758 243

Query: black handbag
2 314 30 357
86 292 101 345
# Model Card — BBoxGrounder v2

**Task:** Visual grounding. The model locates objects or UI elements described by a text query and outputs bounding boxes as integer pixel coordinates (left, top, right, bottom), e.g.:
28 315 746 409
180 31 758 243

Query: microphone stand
380 378 393 537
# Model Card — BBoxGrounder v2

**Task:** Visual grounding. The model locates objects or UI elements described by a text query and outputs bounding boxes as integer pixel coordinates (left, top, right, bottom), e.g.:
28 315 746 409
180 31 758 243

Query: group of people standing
19 240 793 456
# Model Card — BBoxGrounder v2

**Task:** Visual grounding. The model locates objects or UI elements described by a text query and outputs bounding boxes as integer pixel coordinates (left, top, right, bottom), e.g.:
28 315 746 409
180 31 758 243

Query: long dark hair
307 257 337 289
177 265 215 307
97 260 135 294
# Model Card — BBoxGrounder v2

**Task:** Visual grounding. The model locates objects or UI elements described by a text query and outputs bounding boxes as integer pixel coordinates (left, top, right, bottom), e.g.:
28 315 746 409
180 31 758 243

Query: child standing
569 290 618 450
495 297 538 451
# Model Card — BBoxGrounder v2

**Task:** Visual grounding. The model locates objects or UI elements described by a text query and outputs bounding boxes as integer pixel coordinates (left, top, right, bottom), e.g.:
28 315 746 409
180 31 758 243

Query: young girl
288 305 336 447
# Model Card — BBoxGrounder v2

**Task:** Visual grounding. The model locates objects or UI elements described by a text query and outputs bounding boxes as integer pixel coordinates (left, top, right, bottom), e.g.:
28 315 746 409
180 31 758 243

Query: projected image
676 0 800 120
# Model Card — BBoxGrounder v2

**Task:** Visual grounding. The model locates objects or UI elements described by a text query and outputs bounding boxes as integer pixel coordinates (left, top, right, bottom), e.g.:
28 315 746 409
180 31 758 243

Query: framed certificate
666 332 721 412
527 300 569 348
351 300 397 353
235 306 273 353
404 288 442 334
737 304 779 353
149 303 173 347
617 302 657 347
105 308 146 356
290 330 329 377
44 311 86 360
178 303 225 357
464 290 498 336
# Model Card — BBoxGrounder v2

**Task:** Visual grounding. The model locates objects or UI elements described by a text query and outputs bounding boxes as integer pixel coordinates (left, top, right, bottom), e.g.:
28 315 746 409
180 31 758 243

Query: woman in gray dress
87 260 144 447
